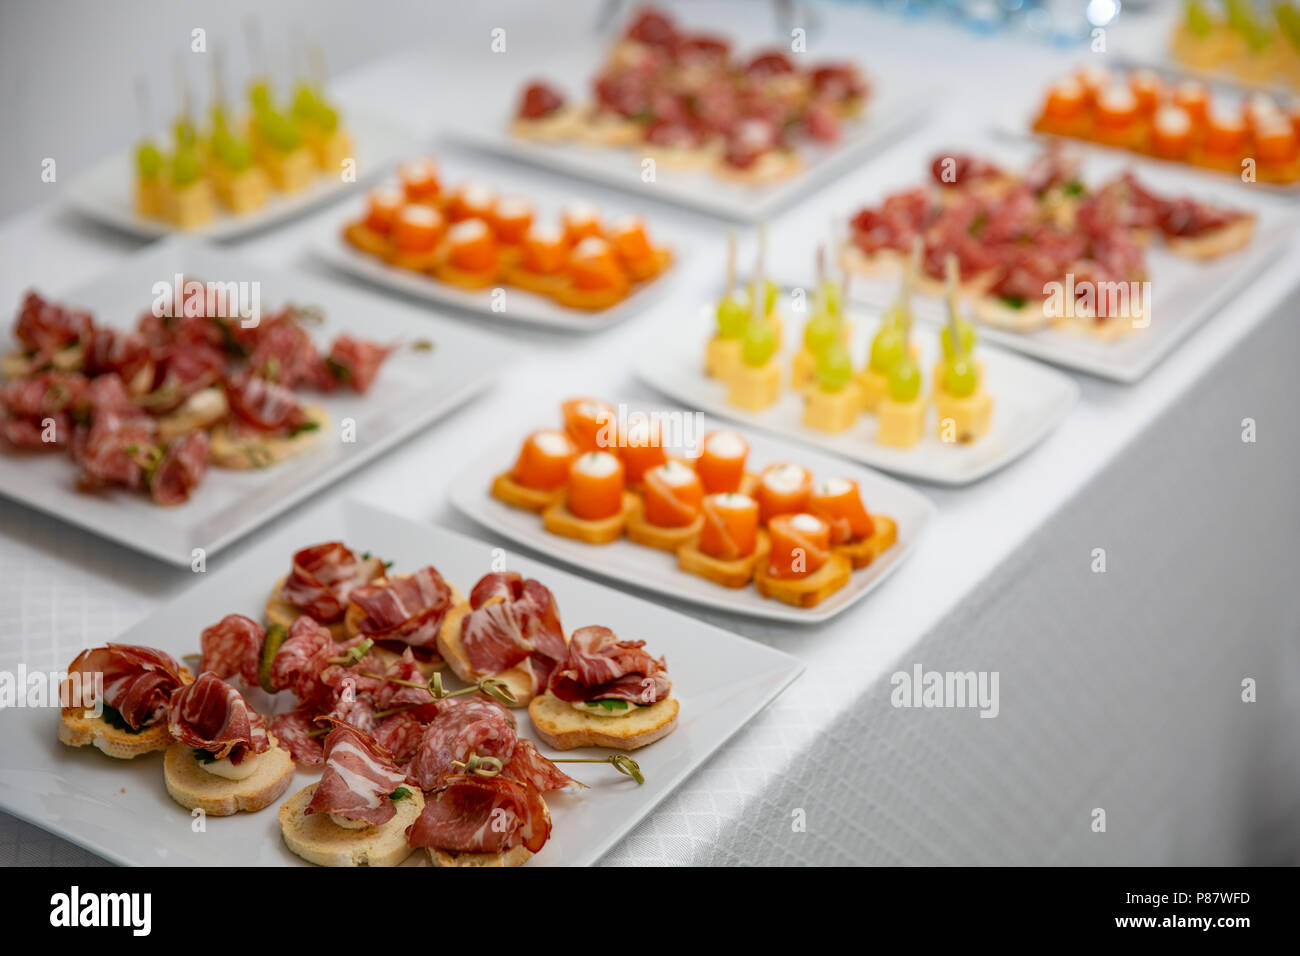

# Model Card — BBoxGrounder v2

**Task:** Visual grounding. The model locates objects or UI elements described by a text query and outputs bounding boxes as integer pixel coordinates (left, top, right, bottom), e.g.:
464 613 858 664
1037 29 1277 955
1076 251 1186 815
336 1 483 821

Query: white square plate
808 136 1296 383
447 79 930 222
0 239 508 565
633 314 1078 485
448 403 935 623
0 501 804 866
65 108 416 241
312 203 680 333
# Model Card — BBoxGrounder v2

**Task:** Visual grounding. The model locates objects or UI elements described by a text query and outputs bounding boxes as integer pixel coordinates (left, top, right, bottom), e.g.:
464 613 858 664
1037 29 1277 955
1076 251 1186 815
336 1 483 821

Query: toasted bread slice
510 107 582 143
209 403 329 470
835 514 898 570
754 552 852 608
1164 216 1255 260
625 497 703 552
491 471 564 513
343 578 461 672
529 690 679 751
427 844 535 867
163 738 294 816
973 296 1052 333
59 709 174 759
278 782 423 867
542 493 636 545
435 600 537 707
265 576 348 639
676 529 771 589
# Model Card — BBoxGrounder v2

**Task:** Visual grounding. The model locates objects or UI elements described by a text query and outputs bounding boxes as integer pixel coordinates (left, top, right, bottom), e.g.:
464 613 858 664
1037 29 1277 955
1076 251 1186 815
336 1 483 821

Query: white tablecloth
2 2 1298 866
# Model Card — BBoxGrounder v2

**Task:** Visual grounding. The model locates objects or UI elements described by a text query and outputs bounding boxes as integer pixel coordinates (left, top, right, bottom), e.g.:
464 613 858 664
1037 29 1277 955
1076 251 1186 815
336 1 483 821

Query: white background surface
1 1 1298 865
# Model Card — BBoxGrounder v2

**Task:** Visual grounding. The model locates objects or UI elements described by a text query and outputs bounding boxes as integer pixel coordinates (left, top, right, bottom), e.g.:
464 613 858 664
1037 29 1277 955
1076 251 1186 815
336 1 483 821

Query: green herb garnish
999 295 1027 309
288 420 321 438
389 786 412 802
584 699 631 712
193 748 218 764
100 704 145 734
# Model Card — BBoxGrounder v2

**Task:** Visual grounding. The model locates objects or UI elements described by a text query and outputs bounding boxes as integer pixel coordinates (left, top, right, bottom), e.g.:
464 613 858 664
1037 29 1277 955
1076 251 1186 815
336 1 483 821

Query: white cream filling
328 813 373 830
575 451 620 478
819 477 853 497
199 750 262 780
655 460 695 487
571 699 642 718
1155 105 1191 137
532 429 573 456
704 430 746 459
764 464 809 494
449 218 489 243
789 512 825 534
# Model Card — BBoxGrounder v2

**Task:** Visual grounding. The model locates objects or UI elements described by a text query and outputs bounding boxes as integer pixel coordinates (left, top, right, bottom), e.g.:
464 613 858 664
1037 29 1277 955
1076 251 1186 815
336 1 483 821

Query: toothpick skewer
724 231 736 300
944 253 962 349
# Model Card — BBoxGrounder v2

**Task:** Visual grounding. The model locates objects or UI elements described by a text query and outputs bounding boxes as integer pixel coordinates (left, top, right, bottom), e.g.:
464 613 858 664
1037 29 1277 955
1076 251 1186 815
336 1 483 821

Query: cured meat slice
223 370 308 433
199 614 264 685
406 697 517 790
167 672 269 763
549 625 672 705
268 616 335 700
348 566 452 649
150 430 209 506
306 723 408 825
501 738 583 793
373 710 426 765
270 707 325 766
322 335 394 394
63 643 187 730
372 648 439 721
460 572 567 686
279 542 385 623
406 775 550 854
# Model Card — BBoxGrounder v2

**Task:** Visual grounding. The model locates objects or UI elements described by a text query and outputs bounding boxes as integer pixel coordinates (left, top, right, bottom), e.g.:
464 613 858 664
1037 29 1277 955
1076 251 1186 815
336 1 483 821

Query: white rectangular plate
65 108 416 241
785 136 1296 383
634 315 1078 485
0 501 804 866
449 404 935 623
0 239 507 565
312 207 679 333
446 80 930 221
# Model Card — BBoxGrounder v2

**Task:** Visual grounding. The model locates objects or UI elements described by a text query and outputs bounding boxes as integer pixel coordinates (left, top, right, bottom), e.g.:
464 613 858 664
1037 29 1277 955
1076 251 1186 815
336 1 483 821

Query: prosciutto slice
199 614 265 686
348 567 452 649
502 739 583 794
549 625 672 706
406 775 551 855
150 429 209 506
322 335 394 393
279 542 385 623
223 370 308 433
167 673 269 764
406 697 517 790
306 723 408 826
460 572 568 689
63 643 187 730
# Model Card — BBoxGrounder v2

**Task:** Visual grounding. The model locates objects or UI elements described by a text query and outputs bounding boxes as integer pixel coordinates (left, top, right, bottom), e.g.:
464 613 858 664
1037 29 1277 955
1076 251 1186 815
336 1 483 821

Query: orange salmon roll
766 513 831 579
642 460 704 527
620 416 667 483
1036 77 1088 137
511 428 576 491
562 397 619 451
699 492 760 560
1200 104 1246 168
809 477 874 545
1075 64 1112 108
1172 81 1209 129
445 218 497 272
492 196 535 244
695 430 749 494
567 237 629 292
1255 116 1300 166
566 451 625 521
1129 69 1163 116
562 201 603 243
391 204 446 253
399 157 441 203
1150 105 1194 160
1092 84 1141 148
521 223 568 274
447 181 497 222
756 463 812 525
363 186 404 235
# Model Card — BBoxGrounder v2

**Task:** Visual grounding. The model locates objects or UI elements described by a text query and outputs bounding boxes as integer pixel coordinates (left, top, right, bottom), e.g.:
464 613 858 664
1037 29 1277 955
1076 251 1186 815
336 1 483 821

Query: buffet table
2 2 1298 865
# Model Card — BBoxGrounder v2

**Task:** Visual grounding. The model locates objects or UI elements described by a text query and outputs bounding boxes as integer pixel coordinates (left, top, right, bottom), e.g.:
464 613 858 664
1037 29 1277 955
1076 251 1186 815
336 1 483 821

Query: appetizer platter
1026 61 1300 188
66 61 413 240
802 138 1294 381
1168 0 1300 91
0 239 507 564
449 398 935 622
0 501 803 866
448 6 928 220
314 155 678 331
637 238 1078 484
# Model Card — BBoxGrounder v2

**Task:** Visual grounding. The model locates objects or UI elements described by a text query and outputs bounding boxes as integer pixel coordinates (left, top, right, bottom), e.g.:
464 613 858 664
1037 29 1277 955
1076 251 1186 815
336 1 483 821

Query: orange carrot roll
809 477 874 545
695 429 749 494
756 463 812 525
492 196 535 244
399 158 442 203
642 460 704 527
446 218 497 272
766 513 831 579
447 181 497 222
620 416 667 483
363 186 404 235
566 451 625 521
562 201 603 243
511 428 576 491
699 492 760 560
391 203 446 253
562 397 619 452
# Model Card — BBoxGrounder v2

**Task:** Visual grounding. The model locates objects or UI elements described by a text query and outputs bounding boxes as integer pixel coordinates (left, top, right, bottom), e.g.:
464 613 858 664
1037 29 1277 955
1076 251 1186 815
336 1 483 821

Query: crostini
59 644 193 759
